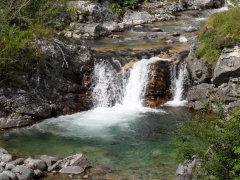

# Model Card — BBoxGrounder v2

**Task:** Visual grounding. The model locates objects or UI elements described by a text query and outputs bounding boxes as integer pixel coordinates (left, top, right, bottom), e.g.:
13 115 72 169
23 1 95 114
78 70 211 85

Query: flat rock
59 166 84 174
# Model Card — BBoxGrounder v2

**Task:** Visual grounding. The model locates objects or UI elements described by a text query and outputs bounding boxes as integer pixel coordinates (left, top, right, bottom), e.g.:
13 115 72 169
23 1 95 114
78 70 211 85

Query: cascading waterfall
122 57 165 109
92 61 123 107
165 63 189 107
93 57 170 110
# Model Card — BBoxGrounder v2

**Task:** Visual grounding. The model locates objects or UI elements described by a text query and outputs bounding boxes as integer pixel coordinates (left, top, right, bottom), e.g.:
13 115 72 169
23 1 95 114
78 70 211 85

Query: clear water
0 107 190 179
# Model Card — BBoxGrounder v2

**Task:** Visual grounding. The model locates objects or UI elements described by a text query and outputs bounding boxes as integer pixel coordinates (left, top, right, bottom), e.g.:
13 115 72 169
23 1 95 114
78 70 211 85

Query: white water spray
165 63 188 107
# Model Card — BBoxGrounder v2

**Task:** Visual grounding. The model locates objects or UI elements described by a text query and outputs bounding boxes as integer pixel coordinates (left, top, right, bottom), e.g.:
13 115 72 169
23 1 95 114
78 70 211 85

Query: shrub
0 0 70 85
196 8 240 63
174 109 240 179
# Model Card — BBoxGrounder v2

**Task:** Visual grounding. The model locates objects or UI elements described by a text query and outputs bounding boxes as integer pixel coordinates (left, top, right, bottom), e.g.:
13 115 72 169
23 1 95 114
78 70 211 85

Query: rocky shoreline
0 147 91 179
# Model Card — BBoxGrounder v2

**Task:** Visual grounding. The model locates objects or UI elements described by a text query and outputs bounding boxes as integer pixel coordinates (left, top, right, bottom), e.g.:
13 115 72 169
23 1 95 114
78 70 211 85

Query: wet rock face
145 61 172 107
212 46 240 86
0 39 94 129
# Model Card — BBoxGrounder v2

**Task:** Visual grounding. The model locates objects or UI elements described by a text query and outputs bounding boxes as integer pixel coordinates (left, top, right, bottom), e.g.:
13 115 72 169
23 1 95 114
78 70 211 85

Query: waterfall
93 57 171 110
165 63 188 107
92 61 123 107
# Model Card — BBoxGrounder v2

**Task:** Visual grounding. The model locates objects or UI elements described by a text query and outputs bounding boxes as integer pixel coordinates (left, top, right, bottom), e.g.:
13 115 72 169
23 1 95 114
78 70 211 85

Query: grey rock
67 1 119 23
123 11 155 26
59 166 84 174
5 163 15 171
2 171 17 180
70 23 111 38
40 155 58 167
151 27 163 32
185 26 198 32
0 154 12 163
0 173 10 180
187 83 213 110
0 148 8 155
172 32 180 37
48 154 90 172
24 158 47 171
8 158 24 166
193 0 224 9
34 169 43 178
213 46 240 86
101 21 122 32
12 165 34 180
193 0 214 8
0 166 4 173
187 57 212 84
187 83 213 101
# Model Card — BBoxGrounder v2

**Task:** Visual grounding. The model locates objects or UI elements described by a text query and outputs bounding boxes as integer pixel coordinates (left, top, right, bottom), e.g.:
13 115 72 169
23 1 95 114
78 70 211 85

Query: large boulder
212 46 240 86
187 83 213 110
0 173 11 180
187 57 212 84
0 40 94 129
48 154 90 172
122 11 156 27
40 155 58 168
12 165 34 180
24 158 47 171
69 23 111 38
67 1 119 23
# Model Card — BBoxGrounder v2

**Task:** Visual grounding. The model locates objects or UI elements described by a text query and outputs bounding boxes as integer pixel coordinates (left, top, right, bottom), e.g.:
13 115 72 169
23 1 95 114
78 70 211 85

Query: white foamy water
165 63 188 107
31 57 170 138
122 57 170 109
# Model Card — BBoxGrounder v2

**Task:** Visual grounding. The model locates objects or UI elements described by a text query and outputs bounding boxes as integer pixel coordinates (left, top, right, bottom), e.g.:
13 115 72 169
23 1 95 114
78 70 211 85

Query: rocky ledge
0 147 91 180
187 46 240 111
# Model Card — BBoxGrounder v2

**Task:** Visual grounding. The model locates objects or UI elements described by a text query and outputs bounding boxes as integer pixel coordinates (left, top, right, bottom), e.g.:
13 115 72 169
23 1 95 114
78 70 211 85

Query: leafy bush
0 0 70 85
94 0 140 16
197 8 240 63
174 109 240 179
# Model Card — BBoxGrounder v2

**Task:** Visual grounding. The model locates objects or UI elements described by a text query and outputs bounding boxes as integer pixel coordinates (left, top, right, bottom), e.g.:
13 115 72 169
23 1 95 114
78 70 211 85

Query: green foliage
95 0 140 16
197 8 240 63
0 0 70 85
174 109 240 179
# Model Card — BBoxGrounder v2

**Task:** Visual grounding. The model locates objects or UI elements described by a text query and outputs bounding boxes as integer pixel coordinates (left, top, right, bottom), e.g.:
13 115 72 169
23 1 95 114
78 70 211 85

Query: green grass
197 8 240 63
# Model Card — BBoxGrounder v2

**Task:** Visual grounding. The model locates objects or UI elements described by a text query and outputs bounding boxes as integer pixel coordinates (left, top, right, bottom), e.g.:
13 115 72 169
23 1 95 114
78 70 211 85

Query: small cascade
122 57 165 108
92 61 123 107
92 57 170 110
165 62 189 107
